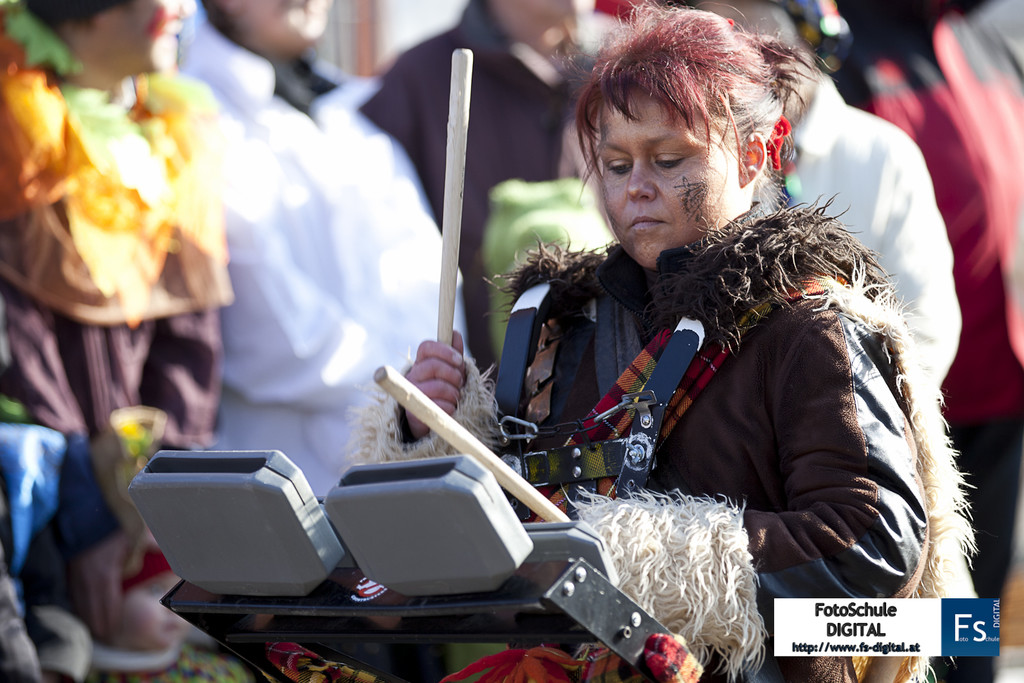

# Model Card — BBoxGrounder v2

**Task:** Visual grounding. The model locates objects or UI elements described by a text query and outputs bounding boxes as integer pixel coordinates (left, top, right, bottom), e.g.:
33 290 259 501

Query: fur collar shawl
502 204 889 350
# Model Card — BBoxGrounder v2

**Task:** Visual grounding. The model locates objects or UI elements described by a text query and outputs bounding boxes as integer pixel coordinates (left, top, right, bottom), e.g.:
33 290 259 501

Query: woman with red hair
357 5 972 682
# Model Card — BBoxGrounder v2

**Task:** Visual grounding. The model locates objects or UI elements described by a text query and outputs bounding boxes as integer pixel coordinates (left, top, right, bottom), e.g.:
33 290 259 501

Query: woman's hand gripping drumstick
375 365 570 523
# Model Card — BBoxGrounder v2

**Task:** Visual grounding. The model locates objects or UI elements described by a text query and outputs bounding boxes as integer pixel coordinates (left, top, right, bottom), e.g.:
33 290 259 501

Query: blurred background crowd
0 0 1022 681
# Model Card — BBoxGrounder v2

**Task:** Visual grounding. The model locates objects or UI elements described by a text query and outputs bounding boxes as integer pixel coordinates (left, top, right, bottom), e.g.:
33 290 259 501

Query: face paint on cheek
674 179 710 225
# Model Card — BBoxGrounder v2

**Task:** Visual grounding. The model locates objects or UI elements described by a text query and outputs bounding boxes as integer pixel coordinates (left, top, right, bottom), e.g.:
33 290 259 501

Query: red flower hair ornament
766 116 792 171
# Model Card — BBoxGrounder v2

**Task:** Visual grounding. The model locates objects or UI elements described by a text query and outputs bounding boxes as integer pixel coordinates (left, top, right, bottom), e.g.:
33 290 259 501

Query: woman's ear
739 133 767 188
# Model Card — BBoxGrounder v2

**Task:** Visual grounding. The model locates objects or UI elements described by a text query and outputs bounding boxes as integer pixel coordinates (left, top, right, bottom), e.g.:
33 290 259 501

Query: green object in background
0 395 30 424
482 178 613 359
443 643 506 680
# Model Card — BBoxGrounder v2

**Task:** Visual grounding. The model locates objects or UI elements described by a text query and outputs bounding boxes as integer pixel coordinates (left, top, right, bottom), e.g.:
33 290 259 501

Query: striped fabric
571 328 674 444
580 634 702 683
265 643 389 683
537 329 671 515
439 634 703 683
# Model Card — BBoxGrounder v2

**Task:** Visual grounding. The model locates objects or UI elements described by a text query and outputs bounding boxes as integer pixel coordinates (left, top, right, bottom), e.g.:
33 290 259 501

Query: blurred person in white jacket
181 0 465 497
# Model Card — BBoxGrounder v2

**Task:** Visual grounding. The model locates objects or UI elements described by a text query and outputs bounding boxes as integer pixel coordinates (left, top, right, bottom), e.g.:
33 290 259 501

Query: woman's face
598 95 759 270
69 0 191 80
224 0 333 60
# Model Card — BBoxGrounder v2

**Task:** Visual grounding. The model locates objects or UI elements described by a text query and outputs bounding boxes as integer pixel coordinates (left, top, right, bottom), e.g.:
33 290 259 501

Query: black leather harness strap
518 440 629 486
497 284 706 508
494 283 551 421
615 318 704 497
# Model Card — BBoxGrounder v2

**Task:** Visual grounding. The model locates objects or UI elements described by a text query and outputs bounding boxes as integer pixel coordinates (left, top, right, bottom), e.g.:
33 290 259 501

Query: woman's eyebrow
600 132 689 152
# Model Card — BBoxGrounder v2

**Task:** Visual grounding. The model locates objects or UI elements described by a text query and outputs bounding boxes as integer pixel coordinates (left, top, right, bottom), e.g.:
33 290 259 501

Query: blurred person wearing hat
0 0 232 679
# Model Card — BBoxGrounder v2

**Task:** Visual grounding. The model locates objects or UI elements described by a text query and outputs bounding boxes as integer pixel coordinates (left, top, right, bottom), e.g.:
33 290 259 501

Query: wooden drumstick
374 365 570 523
437 48 473 346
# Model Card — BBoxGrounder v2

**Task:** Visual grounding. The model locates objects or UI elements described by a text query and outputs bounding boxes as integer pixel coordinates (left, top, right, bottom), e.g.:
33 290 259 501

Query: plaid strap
658 303 769 439
571 329 673 444
537 276 838 516
532 330 671 517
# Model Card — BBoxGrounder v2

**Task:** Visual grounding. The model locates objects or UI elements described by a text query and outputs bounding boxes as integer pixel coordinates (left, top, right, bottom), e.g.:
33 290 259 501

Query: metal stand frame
163 558 672 682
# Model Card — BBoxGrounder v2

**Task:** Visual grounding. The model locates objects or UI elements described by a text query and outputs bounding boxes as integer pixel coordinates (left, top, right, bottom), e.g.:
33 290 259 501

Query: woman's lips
629 217 662 229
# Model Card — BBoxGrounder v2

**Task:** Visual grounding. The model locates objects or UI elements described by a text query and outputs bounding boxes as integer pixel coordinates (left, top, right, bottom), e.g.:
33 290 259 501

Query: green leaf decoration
62 85 141 155
3 3 81 75
62 84 169 203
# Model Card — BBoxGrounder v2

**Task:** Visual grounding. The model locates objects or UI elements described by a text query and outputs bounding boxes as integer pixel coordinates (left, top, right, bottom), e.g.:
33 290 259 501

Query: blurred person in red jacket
832 1 1024 680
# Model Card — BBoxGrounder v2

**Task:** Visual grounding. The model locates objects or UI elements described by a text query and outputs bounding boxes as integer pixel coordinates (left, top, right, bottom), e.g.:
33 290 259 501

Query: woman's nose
627 167 655 200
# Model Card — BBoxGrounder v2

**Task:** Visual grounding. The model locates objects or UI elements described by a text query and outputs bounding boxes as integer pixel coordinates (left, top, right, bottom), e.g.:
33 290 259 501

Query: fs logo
941 599 1000 656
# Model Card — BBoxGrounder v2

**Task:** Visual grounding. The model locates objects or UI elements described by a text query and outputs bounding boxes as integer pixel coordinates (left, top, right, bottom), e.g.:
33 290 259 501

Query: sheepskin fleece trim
811 279 974 683
346 361 499 465
574 491 765 680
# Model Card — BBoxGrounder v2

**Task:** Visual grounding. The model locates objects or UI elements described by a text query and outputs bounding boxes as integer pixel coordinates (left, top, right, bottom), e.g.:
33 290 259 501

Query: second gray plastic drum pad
324 456 533 596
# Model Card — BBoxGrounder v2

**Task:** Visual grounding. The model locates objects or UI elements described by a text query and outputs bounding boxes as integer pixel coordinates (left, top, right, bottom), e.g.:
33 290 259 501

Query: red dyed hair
575 4 812 189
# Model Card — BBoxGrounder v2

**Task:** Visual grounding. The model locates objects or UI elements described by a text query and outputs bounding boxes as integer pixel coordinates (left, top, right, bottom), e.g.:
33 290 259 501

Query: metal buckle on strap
499 391 658 447
498 415 539 444
615 319 706 498
586 390 657 430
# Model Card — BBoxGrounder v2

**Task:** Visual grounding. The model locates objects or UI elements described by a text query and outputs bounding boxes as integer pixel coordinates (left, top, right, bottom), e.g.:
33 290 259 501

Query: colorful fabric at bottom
439 645 583 682
439 634 702 683
86 643 253 682
265 642 391 683
581 635 702 683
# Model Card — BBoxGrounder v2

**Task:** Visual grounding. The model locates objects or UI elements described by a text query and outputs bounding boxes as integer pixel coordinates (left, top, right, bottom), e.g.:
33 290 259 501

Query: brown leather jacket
499 206 958 682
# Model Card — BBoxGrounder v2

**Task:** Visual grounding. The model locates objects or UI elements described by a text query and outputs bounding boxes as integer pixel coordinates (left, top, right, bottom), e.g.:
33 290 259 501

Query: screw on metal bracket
562 581 575 597
627 444 646 466
639 414 653 429
572 465 582 478
574 566 588 583
572 447 582 459
631 612 642 628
